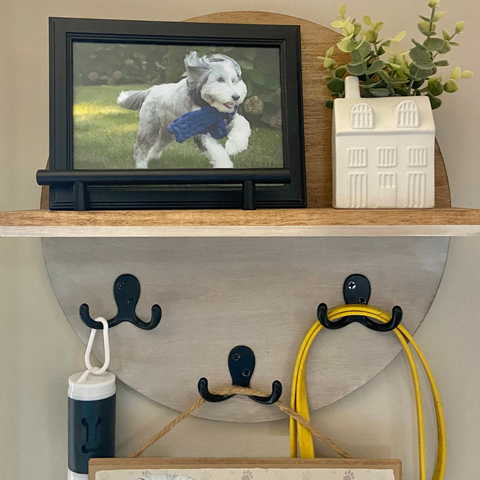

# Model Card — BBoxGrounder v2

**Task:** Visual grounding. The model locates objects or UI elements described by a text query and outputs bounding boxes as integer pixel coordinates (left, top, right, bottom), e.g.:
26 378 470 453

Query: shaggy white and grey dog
117 51 251 168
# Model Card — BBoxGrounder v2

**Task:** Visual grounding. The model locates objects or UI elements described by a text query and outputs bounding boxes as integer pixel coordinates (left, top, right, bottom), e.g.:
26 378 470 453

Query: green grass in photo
73 85 283 169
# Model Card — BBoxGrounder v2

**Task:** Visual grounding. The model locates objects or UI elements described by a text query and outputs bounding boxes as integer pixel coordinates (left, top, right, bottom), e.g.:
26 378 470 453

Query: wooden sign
89 458 401 480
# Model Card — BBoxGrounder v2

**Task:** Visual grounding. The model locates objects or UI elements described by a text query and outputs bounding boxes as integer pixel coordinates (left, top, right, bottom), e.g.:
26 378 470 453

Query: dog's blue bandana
167 105 237 143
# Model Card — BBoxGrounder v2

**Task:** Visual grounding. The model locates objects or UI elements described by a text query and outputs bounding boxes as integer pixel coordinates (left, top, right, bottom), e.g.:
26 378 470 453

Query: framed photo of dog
40 17 306 210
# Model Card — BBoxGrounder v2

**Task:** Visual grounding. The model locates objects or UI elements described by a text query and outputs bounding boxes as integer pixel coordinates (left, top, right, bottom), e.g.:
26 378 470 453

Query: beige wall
1 0 480 478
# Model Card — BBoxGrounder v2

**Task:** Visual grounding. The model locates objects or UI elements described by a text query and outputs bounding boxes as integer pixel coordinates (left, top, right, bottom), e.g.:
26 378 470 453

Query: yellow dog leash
290 304 446 480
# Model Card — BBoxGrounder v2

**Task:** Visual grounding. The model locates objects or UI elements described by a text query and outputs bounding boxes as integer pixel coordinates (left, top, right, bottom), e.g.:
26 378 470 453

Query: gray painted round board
42 236 448 422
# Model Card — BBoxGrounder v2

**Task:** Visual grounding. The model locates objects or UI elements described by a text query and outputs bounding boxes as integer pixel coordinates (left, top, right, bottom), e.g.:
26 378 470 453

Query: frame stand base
243 181 256 210
73 182 88 211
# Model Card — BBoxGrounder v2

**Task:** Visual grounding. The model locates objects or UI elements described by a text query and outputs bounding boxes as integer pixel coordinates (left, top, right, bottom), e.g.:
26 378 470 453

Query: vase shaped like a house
332 76 435 208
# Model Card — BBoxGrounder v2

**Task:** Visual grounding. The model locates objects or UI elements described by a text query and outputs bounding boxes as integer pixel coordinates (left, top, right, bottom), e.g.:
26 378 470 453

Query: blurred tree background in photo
73 43 284 169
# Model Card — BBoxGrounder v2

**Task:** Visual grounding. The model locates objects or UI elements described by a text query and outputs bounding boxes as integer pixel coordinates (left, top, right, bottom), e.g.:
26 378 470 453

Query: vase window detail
347 147 368 167
396 101 420 128
348 172 368 208
407 172 427 207
377 147 397 168
350 103 374 129
378 173 397 188
378 173 397 207
408 146 428 167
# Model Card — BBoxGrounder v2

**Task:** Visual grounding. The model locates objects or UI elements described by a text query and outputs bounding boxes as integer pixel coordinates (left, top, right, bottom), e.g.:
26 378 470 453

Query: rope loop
130 385 352 460
77 316 110 384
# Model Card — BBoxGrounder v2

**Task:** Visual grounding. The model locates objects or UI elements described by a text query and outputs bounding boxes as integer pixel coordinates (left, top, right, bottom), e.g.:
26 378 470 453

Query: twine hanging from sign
130 386 351 459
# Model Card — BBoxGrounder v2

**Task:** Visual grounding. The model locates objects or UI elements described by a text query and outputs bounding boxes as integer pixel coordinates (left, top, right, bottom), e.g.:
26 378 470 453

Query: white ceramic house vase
332 76 435 209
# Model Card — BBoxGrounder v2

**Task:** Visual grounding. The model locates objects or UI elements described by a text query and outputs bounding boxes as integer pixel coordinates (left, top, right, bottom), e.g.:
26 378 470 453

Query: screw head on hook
228 346 255 388
343 275 371 305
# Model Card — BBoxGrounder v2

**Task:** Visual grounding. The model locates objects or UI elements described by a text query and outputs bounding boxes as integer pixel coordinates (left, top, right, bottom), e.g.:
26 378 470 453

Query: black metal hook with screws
317 274 403 332
79 274 162 330
198 345 282 404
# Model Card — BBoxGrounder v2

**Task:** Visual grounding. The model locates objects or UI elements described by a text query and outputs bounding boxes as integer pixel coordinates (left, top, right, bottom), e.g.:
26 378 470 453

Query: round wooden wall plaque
43 12 450 422
43 234 449 422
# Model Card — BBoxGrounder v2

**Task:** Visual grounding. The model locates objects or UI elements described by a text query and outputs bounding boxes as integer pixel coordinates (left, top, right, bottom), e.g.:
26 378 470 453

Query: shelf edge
1 224 480 238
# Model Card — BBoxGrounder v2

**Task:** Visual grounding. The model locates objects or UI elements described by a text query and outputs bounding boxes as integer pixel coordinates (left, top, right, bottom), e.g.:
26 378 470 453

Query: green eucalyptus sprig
319 0 473 109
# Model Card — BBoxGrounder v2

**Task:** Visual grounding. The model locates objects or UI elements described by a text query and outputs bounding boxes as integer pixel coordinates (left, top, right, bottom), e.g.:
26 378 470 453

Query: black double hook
79 274 162 330
317 274 403 332
198 346 282 404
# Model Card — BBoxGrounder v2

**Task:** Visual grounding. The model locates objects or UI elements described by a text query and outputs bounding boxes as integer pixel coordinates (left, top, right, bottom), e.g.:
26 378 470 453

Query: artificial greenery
319 0 473 109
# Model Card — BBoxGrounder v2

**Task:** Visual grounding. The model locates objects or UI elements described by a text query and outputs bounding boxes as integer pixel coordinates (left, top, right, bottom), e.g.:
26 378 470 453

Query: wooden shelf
1 14 461 239
0 207 479 237
2 13 466 239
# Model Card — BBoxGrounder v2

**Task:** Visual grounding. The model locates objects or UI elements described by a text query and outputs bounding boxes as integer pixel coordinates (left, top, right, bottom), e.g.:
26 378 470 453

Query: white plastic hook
77 317 110 383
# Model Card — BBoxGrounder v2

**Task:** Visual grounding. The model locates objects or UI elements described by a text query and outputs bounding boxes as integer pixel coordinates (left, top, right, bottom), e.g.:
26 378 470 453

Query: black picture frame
39 17 306 210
